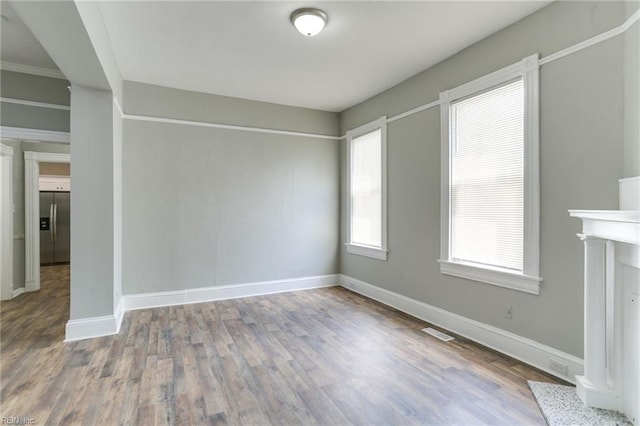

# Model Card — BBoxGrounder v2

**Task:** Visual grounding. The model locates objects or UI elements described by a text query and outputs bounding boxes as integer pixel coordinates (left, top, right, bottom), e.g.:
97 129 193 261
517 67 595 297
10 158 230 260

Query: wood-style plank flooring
1 265 563 425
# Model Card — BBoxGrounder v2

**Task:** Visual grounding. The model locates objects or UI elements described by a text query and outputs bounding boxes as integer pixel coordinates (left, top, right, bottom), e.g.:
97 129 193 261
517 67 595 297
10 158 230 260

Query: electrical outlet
549 359 569 376
503 305 512 319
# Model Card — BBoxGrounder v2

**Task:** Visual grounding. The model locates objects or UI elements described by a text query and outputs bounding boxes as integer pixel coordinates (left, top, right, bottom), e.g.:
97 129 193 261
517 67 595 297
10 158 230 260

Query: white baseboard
576 375 619 410
65 314 121 342
65 291 124 343
125 274 339 311
25 279 37 292
12 287 25 298
339 274 583 384
65 271 582 385
65 274 338 341
114 297 125 334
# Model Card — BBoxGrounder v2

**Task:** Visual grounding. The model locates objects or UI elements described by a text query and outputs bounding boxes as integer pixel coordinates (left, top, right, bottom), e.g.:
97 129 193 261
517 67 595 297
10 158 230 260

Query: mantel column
576 234 618 409
582 235 607 385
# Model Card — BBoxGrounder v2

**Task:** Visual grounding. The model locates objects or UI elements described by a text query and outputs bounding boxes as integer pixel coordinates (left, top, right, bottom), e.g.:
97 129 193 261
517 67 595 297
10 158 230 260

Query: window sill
438 259 541 295
346 243 388 261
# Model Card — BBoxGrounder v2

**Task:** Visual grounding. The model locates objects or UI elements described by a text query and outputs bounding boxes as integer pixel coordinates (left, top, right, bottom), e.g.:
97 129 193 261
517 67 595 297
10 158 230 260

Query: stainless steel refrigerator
40 191 70 264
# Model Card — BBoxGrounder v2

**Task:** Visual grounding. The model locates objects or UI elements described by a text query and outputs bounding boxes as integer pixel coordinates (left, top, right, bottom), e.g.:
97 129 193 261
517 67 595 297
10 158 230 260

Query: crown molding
1 97 70 111
0 126 70 144
0 61 66 80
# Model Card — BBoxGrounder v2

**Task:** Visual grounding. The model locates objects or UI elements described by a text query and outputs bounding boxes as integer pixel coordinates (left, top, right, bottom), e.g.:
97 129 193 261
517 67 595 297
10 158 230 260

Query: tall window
451 79 524 271
439 55 541 294
346 117 388 260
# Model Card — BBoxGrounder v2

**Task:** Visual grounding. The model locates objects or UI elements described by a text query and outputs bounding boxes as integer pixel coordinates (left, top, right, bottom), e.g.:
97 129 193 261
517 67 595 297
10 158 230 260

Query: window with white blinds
351 129 382 248
346 117 388 260
450 79 524 272
439 55 541 294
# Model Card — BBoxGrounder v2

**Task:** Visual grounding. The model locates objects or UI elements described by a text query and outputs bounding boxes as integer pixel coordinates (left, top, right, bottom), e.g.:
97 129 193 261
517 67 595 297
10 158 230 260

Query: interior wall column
68 84 115 322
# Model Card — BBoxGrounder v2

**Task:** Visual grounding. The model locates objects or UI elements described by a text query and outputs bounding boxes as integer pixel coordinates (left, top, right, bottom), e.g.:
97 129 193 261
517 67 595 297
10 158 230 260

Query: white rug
528 381 632 426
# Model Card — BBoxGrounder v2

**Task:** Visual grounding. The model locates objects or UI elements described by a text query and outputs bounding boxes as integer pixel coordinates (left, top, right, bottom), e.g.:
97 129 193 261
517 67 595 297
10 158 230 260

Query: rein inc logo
1 418 35 425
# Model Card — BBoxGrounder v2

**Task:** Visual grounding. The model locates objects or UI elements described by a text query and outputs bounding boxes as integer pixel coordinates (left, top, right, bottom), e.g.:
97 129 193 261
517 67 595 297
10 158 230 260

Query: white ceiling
2 1 552 112
0 1 59 70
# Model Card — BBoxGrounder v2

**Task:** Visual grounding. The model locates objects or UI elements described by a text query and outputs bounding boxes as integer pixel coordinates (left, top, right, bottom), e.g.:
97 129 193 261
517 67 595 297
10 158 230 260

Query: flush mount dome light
290 8 328 37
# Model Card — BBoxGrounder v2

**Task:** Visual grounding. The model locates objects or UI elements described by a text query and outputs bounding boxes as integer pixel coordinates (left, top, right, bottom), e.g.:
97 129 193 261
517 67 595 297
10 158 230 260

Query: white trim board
124 274 339 311
66 293 125 342
539 7 640 66
65 274 339 341
0 61 66 80
0 144 13 155
123 112 341 142
65 314 121 342
0 126 70 144
114 297 125 335
1 144 14 301
1 97 70 111
338 274 583 384
12 288 26 299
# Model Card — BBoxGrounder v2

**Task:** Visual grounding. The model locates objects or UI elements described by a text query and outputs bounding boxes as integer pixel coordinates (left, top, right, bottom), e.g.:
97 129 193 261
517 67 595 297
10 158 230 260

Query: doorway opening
1 149 71 350
24 152 71 292
39 162 71 266
38 161 71 317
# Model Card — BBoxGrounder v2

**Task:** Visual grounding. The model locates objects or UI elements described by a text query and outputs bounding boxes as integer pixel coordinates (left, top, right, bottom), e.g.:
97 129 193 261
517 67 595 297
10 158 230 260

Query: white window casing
438 54 542 295
346 116 388 261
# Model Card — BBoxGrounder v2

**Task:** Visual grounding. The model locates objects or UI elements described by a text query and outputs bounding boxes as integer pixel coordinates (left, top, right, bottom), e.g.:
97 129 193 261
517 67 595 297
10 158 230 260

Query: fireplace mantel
569 210 640 246
569 208 639 424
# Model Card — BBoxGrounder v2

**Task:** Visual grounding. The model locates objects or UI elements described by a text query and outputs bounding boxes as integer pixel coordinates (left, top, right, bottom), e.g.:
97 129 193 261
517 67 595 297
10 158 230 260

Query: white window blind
351 128 382 248
450 78 524 272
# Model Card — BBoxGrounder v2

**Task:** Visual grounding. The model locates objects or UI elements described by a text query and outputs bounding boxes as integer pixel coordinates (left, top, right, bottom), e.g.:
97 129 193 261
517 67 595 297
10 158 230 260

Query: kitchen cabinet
39 175 71 191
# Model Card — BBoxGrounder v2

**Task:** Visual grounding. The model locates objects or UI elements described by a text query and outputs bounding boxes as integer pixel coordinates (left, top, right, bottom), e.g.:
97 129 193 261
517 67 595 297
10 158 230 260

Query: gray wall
339 1 629 357
70 85 114 319
624 2 640 178
0 70 70 132
123 81 339 135
0 139 70 292
122 82 340 294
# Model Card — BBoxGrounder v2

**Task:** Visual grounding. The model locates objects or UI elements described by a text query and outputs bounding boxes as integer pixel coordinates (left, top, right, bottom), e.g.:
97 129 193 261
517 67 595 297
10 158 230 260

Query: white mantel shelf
569 210 640 245
569 208 640 424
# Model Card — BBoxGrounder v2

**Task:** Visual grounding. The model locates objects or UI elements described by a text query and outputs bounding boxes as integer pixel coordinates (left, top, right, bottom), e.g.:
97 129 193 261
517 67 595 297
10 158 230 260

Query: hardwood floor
1 266 563 425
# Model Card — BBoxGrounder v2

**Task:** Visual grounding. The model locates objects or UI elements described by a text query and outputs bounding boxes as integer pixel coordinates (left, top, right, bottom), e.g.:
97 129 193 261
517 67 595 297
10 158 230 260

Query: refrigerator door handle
49 203 55 241
53 203 58 242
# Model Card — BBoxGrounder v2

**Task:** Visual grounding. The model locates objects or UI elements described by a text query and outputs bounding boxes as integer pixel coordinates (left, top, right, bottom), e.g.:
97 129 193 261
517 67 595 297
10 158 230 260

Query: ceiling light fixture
290 8 328 37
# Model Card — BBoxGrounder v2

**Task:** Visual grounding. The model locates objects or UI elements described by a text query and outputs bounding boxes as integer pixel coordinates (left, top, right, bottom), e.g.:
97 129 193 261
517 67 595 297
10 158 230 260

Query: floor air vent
421 327 454 342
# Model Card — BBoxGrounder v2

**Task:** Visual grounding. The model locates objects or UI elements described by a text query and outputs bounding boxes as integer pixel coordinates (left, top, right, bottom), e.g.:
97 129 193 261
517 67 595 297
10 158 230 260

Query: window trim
345 116 388 261
439 54 541 294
